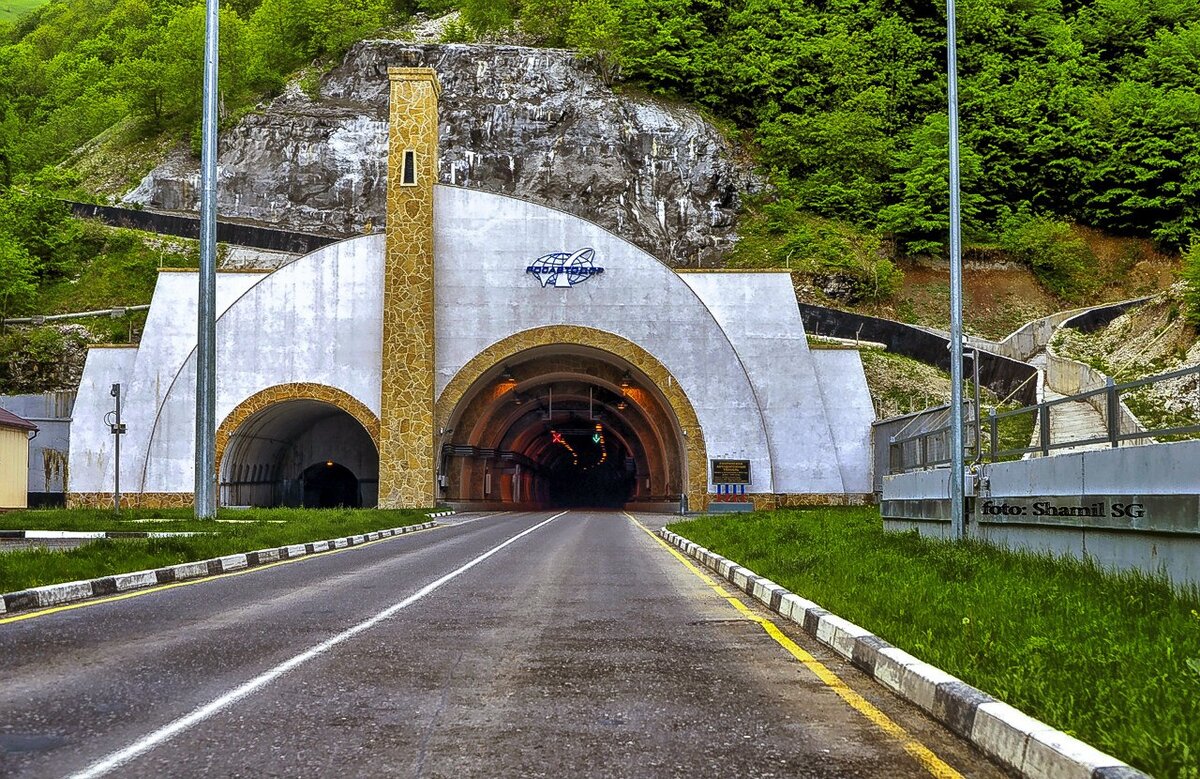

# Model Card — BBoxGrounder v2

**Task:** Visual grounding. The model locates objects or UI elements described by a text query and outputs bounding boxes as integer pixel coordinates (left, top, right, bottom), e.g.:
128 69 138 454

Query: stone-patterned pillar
378 67 441 508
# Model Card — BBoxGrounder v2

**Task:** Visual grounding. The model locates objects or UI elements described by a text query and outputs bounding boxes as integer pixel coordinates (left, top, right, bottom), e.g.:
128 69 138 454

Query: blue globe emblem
526 248 605 288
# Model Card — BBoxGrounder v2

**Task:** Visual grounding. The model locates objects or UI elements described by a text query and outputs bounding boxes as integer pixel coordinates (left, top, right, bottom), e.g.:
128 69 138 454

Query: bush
1184 240 1200 327
999 212 1096 300
731 193 902 303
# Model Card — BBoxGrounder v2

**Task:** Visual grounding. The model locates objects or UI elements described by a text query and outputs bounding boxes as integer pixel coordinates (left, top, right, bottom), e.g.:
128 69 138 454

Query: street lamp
947 0 966 540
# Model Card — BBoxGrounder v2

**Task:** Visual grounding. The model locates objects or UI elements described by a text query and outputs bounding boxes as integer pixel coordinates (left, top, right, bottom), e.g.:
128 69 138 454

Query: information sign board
710 459 751 485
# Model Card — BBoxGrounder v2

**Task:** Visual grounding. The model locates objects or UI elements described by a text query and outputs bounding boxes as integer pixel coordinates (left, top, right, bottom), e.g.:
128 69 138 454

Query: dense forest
1 0 1199 318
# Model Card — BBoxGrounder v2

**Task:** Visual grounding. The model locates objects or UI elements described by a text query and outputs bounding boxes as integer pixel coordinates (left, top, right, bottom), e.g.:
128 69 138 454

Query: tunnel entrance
440 346 687 512
540 420 636 508
300 461 361 508
218 398 379 508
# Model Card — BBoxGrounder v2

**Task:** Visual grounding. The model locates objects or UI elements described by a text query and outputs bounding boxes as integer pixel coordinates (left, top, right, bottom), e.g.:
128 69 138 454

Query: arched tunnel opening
441 346 687 512
218 399 379 508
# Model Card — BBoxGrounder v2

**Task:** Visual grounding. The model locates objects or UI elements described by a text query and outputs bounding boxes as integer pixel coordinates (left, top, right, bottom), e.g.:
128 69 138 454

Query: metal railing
2 305 150 327
888 363 1200 474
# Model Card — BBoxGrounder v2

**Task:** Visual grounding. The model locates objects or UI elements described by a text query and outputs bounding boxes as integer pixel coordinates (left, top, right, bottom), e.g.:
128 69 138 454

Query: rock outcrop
124 43 762 266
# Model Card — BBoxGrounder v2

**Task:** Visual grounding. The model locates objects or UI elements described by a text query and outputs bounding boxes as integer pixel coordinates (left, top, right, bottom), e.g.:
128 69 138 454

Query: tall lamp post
195 0 219 519
947 0 966 540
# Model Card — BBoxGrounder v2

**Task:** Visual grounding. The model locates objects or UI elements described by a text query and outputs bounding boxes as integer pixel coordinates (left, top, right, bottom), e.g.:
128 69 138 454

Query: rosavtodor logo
526 248 605 288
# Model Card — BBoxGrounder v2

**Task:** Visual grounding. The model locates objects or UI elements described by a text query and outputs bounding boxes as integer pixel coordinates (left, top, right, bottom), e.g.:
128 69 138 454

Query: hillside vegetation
1 0 1198 389
449 0 1200 256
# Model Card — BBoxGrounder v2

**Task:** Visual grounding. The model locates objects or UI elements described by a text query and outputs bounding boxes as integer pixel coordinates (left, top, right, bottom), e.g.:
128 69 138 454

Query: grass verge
669 507 1200 778
0 507 431 593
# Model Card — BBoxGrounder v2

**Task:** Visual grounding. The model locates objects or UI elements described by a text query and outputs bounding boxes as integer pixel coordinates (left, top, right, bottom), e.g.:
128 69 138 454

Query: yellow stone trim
387 67 443 97
730 493 876 512
379 67 441 509
67 492 193 509
214 383 381 479
435 326 709 511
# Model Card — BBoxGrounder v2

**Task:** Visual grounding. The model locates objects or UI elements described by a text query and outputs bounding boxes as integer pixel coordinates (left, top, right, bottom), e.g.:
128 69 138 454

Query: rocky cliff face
124 43 761 266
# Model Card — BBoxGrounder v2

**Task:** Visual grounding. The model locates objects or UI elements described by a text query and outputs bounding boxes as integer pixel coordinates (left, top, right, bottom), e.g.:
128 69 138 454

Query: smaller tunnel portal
219 398 379 508
300 461 361 508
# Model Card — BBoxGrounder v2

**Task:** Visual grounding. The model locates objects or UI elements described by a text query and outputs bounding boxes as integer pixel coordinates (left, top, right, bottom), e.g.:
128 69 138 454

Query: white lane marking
440 510 513 527
69 510 569 779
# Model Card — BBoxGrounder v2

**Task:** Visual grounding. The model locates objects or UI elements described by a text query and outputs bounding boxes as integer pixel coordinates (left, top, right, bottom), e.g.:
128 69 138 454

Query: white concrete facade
69 186 875 507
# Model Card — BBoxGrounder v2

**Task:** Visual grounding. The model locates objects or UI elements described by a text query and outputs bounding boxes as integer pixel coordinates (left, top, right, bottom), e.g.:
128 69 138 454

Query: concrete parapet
882 440 1200 589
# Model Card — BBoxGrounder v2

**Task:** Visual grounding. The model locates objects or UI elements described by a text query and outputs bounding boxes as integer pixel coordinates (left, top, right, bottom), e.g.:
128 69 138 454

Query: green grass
0 507 431 592
0 0 48 22
669 508 1200 778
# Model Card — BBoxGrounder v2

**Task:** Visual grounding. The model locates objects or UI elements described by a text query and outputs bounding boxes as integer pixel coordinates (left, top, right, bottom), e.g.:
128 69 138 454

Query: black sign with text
711 459 751 485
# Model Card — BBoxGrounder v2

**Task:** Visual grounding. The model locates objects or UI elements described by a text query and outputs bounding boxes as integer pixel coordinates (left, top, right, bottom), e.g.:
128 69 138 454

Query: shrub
1184 240 1200 327
999 212 1096 300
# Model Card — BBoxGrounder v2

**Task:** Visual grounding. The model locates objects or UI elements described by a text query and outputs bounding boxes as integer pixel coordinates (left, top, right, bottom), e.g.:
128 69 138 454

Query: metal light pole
195 0 219 519
947 0 966 539
107 383 125 513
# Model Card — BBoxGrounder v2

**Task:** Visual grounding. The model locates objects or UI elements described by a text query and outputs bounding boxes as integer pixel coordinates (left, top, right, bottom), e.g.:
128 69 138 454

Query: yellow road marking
625 513 963 779
0 522 443 626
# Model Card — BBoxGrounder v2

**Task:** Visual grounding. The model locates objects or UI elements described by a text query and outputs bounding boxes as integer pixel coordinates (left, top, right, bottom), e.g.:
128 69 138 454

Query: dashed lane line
625 512 963 779
67 510 569 779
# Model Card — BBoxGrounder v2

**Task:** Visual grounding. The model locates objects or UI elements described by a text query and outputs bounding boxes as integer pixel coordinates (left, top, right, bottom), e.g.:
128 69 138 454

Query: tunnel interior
219 399 379 508
441 346 686 511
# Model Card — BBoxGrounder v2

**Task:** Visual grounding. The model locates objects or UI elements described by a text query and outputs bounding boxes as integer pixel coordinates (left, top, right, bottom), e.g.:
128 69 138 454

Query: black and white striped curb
0 521 438 616
427 510 456 518
0 530 208 540
658 528 1149 779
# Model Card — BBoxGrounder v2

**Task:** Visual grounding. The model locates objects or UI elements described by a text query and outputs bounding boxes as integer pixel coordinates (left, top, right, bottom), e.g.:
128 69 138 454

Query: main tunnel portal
440 345 689 511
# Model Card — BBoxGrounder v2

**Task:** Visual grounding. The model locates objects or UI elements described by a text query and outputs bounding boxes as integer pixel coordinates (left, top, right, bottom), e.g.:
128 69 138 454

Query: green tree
1183 239 1200 326
0 235 38 323
879 114 985 256
565 0 623 84
999 212 1096 300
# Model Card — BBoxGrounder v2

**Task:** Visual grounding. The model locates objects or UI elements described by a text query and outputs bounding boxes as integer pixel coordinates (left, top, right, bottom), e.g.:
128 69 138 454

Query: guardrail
888 363 1200 473
2 305 150 327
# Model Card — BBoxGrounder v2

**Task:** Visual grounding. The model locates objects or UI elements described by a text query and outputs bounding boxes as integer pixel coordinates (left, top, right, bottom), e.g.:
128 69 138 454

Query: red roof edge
0 407 38 432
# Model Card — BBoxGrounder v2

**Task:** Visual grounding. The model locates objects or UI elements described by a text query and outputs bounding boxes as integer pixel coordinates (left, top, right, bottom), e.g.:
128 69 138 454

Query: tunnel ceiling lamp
512 393 524 406
500 366 517 389
326 460 334 467
619 371 632 390
616 399 627 411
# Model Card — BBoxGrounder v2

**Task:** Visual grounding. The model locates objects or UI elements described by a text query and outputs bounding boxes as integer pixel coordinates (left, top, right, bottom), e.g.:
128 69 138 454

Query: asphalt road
0 511 1010 778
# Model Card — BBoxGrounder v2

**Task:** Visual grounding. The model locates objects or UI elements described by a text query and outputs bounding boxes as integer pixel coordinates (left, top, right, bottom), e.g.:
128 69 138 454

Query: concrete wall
71 271 271 495
881 440 1200 589
137 241 383 494
0 392 73 498
1044 353 1148 439
70 185 875 501
681 272 869 493
810 349 874 494
435 186 864 495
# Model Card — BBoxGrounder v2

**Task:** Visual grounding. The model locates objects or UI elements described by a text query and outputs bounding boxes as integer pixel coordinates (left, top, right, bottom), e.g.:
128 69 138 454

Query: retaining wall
881 440 1200 590
796 304 1038 405
66 202 337 254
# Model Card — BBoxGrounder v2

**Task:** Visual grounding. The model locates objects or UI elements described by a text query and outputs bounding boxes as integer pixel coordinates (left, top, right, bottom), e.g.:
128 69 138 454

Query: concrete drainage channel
657 528 1148 779
0 514 452 616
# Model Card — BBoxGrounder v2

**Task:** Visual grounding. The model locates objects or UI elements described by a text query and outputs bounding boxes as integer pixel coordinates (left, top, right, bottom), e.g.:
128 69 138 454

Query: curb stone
427 510 455 518
0 521 439 616
658 528 1150 779
0 529 209 539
